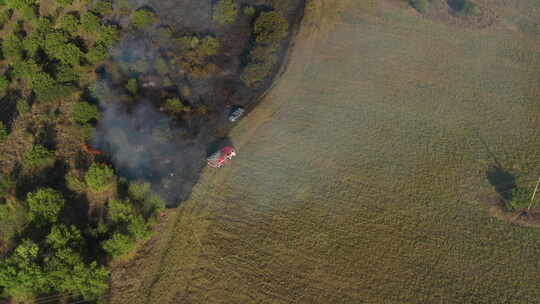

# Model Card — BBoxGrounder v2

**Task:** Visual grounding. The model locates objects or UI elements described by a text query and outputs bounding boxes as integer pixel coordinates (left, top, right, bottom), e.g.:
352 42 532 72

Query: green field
111 0 540 303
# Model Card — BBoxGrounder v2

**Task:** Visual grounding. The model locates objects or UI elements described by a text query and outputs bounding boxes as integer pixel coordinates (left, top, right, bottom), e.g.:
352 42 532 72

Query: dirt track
111 0 540 303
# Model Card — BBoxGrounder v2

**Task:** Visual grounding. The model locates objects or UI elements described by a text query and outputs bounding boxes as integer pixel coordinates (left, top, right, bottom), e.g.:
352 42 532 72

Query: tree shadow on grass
486 165 516 200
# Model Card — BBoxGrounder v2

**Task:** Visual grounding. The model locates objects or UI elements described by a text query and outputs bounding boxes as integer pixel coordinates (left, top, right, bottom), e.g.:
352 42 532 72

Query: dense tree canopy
26 188 65 227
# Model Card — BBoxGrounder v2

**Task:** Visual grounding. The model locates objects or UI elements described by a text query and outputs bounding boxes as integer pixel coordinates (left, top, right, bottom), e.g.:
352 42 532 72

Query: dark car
228 106 245 122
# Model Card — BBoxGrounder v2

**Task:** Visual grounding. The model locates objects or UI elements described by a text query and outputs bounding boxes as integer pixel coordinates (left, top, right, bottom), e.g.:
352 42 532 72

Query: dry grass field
111 0 540 303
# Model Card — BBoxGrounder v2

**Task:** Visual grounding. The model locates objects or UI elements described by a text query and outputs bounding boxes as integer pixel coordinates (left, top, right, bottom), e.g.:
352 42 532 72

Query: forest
0 0 296 302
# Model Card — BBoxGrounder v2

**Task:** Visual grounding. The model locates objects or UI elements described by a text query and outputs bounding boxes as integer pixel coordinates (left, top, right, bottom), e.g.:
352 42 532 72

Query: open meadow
111 0 540 303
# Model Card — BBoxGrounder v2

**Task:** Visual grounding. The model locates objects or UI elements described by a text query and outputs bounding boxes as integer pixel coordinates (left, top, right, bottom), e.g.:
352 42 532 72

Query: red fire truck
207 146 236 168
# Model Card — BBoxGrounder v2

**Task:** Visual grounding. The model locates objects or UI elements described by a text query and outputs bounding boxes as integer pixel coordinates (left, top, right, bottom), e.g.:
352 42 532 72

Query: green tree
97 24 119 45
2 34 23 62
0 239 48 301
213 0 238 25
93 0 113 16
22 32 42 58
26 188 65 227
102 232 134 257
5 0 38 10
80 12 101 33
107 199 133 223
54 0 73 6
23 144 54 168
127 215 152 240
85 163 115 193
58 14 79 34
85 42 108 64
126 78 138 95
71 101 99 124
0 174 14 198
16 98 31 115
46 224 83 249
131 9 156 29
253 11 289 46
243 5 255 16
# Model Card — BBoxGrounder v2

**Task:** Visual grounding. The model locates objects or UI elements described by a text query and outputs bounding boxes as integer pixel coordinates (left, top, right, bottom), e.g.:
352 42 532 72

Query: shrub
107 199 133 223
85 163 115 193
16 98 31 115
26 188 65 227
128 181 151 201
80 12 100 33
85 42 108 64
505 188 532 212
93 0 113 16
58 14 79 34
54 0 73 6
46 224 82 249
127 215 152 240
55 64 79 83
243 6 255 16
164 97 190 113
213 0 238 25
23 144 54 168
409 0 427 13
71 101 99 124
253 11 289 46
101 233 133 258
0 121 8 141
241 59 275 87
97 24 120 45
0 175 14 197
4 0 38 10
131 9 156 29
65 171 86 192
126 78 138 95
2 35 23 62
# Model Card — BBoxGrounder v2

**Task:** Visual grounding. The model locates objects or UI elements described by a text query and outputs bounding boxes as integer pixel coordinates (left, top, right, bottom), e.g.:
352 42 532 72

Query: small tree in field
85 163 115 193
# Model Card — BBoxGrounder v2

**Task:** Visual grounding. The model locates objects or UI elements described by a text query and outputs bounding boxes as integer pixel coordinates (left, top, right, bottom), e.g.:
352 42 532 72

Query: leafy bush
93 0 113 16
409 0 427 13
107 199 133 223
71 101 99 124
254 11 289 46
54 0 73 6
0 121 8 141
55 64 79 83
85 42 108 64
0 175 14 198
4 0 38 10
97 24 120 45
127 181 151 201
85 163 115 193
213 0 238 25
16 98 31 115
131 9 156 29
243 5 255 16
2 35 23 62
58 14 79 33
126 78 138 95
80 12 100 33
65 171 86 192
127 215 152 240
46 224 82 249
164 97 190 113
505 188 532 212
101 232 133 258
26 188 65 227
23 144 54 168
241 58 275 87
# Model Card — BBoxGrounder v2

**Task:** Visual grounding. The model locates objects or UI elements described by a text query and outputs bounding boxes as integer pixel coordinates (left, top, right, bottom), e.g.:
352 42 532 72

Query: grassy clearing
111 0 540 303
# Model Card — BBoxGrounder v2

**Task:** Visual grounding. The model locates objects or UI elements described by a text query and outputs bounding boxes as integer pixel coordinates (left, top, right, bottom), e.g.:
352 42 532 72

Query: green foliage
89 80 113 102
131 9 156 29
0 121 8 141
54 0 73 6
86 42 108 64
253 11 289 46
102 232 133 258
213 0 238 25
126 78 138 95
85 163 115 193
241 58 275 87
16 98 31 115
22 32 42 58
4 0 38 10
20 4 37 20
505 188 532 212
43 32 82 66
97 24 120 45
80 12 100 33
127 181 151 201
55 64 79 83
61 261 109 300
0 239 48 301
58 14 79 34
177 35 220 57
454 0 478 16
46 224 82 249
26 188 65 227
164 97 190 113
71 101 99 124
128 181 165 216
243 5 255 16
127 214 152 240
93 0 113 16
409 0 427 13
23 144 54 169
2 34 23 61
0 10 11 29
153 57 169 75
107 199 133 223
0 198 28 247
65 171 86 192
0 175 14 197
